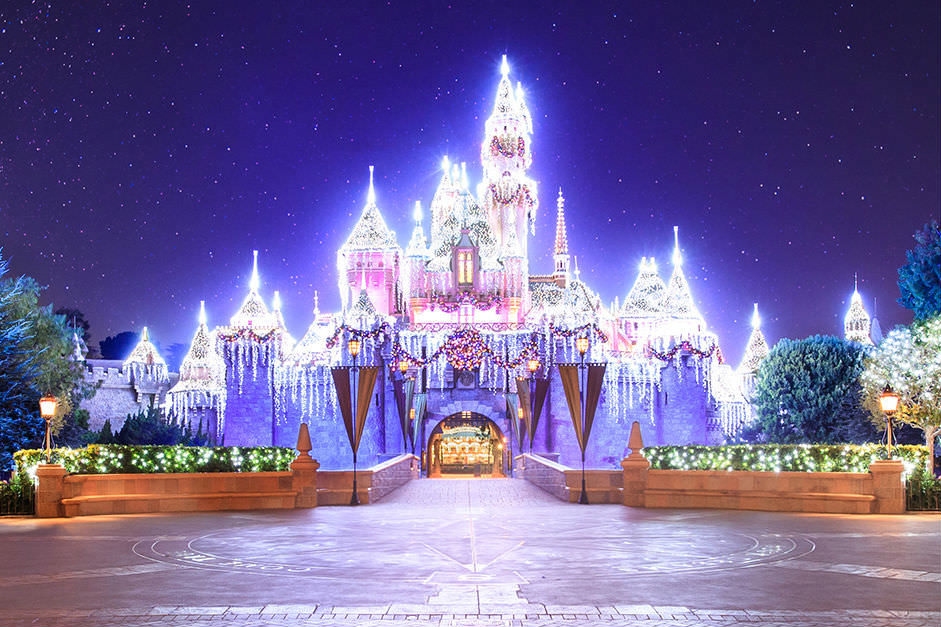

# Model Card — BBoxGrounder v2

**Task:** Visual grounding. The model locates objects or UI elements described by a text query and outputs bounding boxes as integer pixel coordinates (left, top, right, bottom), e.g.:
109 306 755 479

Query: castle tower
739 304 770 374
553 188 570 287
337 166 402 316
216 251 285 446
405 201 429 317
844 276 873 345
167 301 226 442
661 226 704 335
478 55 537 286
122 326 170 408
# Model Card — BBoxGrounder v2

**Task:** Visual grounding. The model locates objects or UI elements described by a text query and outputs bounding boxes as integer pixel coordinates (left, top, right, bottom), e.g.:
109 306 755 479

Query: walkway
0 478 938 626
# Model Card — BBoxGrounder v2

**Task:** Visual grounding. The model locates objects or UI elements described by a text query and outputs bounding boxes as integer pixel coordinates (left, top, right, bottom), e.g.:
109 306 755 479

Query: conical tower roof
123 326 166 367
738 304 770 374
406 201 428 257
348 287 378 320
491 55 518 117
230 250 278 329
341 166 398 252
170 302 225 393
662 227 703 320
844 278 873 345
622 257 666 317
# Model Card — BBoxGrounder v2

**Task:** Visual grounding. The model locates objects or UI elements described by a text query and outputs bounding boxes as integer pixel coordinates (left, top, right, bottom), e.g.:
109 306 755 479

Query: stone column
291 423 320 508
621 420 649 508
869 459 905 514
35 464 67 518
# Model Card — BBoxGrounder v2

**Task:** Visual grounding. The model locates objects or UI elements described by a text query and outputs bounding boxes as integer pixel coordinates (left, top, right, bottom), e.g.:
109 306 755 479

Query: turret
844 275 873 345
739 303 770 374
478 55 537 273
553 188 570 287
123 326 169 383
337 166 402 316
168 301 226 439
661 226 704 333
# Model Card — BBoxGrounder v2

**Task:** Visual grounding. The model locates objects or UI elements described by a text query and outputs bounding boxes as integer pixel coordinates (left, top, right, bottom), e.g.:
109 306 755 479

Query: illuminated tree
861 316 941 475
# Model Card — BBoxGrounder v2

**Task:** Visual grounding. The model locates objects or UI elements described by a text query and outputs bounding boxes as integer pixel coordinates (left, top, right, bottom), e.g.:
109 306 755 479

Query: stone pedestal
291 455 320 508
620 457 650 507
869 459 905 514
35 464 67 518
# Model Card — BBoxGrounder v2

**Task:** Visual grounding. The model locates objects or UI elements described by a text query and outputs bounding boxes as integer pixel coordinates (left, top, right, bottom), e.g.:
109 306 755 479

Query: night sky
1 2 938 365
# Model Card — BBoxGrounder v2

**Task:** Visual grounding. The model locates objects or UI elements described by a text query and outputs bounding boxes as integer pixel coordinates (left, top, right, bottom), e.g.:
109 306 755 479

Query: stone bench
643 488 876 514
61 490 297 517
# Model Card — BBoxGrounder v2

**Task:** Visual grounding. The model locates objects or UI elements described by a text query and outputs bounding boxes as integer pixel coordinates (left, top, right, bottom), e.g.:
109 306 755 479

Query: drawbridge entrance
427 412 506 477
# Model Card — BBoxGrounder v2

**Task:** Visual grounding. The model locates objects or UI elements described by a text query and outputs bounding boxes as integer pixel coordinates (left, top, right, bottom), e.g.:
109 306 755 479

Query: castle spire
662 227 702 321
844 280 873 345
553 188 570 286
199 300 207 326
250 250 259 292
739 303 770 374
554 188 568 255
367 165 376 206
313 290 320 316
672 225 683 266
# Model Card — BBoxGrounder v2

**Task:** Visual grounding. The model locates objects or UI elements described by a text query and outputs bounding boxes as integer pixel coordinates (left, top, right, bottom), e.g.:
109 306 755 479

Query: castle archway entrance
427 412 506 478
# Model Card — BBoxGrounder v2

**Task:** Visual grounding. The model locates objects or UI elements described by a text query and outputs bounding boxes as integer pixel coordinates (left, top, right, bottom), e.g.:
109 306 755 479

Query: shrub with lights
642 444 929 477
13 444 295 482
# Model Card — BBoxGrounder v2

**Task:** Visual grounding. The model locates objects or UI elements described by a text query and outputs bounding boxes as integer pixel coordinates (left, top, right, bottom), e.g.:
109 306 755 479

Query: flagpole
349 339 361 506
576 337 590 504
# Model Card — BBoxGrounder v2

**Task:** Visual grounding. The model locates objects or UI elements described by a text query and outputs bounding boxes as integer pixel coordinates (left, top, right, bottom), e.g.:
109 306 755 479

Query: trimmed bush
13 445 295 482
642 444 929 476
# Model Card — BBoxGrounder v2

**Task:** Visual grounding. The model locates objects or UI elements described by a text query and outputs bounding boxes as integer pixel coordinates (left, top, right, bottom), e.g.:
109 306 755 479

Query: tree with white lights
861 316 941 475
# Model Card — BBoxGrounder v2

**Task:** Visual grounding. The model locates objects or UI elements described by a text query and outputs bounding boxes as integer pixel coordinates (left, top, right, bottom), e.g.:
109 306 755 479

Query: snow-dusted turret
844 277 873 345
739 303 770 374
337 166 402 315
123 326 169 383
168 301 226 433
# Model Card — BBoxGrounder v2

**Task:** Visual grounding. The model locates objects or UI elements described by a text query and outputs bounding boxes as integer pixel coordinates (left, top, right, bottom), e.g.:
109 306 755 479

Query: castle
75 58 880 473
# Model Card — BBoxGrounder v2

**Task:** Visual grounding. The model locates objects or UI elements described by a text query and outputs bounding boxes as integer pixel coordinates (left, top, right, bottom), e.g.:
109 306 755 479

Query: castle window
458 251 473 285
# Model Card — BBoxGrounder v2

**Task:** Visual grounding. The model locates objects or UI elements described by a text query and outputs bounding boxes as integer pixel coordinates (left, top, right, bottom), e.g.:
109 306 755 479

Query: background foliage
746 335 877 444
897 220 941 321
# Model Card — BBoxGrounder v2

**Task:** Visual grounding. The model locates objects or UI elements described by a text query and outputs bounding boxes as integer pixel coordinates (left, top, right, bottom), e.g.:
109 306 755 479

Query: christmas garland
487 181 535 208
645 340 720 363
548 322 609 344
392 329 540 372
428 292 503 313
325 322 394 350
218 327 281 343
489 135 526 159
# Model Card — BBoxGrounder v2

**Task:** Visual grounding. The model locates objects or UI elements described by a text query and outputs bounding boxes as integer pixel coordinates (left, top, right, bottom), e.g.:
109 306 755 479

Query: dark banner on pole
393 378 415 451
530 378 549 448
331 366 354 450
411 393 426 453
507 390 526 449
584 363 606 448
353 367 379 453
557 364 583 451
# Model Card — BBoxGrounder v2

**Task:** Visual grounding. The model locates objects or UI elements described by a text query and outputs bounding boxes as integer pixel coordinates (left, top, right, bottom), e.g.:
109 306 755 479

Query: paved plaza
0 478 938 626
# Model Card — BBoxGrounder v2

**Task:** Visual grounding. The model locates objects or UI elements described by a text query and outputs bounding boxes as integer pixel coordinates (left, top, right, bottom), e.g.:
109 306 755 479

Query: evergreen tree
898 220 941 321
96 418 115 444
115 406 187 445
746 335 878 444
0 257 43 470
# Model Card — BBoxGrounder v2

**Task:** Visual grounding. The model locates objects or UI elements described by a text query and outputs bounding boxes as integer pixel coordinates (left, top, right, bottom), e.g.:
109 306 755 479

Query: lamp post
39 396 58 464
879 384 900 460
348 338 361 505
576 336 590 504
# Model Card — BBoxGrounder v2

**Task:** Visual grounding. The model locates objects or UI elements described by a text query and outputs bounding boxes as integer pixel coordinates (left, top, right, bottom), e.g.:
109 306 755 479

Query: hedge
13 445 295 482
642 444 930 476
